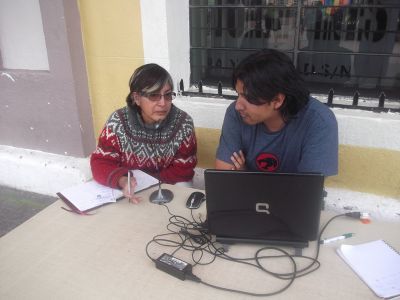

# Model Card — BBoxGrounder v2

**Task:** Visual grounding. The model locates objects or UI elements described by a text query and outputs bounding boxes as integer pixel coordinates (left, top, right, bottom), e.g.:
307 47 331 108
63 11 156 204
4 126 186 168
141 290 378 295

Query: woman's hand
118 175 141 204
230 150 246 170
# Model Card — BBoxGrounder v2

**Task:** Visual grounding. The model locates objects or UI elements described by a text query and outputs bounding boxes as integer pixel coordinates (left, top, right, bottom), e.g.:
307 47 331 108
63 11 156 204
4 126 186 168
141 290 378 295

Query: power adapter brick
155 253 193 281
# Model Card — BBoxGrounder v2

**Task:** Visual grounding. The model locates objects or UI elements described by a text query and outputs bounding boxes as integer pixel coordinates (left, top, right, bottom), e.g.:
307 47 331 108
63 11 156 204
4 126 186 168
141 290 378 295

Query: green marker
320 233 354 244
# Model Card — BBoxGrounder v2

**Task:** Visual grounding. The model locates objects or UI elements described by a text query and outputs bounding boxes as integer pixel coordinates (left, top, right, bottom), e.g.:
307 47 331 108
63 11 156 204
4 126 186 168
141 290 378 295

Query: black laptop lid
204 169 324 245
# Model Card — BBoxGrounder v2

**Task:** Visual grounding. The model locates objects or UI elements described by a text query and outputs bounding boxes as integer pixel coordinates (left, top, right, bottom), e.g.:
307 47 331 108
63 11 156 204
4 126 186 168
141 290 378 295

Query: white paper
337 240 400 298
58 170 158 212
59 181 122 212
132 169 159 192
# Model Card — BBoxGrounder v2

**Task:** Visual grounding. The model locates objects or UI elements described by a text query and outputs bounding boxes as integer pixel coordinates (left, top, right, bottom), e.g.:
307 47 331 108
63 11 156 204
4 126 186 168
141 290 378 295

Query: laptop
204 169 325 248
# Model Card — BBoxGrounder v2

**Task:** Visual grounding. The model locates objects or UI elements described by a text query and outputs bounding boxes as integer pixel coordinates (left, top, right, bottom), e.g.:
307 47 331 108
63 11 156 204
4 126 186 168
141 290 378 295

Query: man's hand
215 150 246 170
230 150 246 170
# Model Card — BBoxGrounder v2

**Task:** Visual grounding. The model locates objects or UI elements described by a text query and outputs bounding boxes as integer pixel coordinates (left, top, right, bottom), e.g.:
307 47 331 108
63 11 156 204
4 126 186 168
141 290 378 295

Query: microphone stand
149 174 174 204
149 123 174 204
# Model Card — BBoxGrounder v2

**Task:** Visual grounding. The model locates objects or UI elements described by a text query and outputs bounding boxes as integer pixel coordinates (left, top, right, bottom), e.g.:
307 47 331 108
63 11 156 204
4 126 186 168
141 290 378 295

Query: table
1 185 399 299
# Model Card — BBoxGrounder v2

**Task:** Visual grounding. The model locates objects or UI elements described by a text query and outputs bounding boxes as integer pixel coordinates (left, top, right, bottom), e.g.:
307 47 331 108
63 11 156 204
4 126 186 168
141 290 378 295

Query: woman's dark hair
126 63 174 109
232 49 310 121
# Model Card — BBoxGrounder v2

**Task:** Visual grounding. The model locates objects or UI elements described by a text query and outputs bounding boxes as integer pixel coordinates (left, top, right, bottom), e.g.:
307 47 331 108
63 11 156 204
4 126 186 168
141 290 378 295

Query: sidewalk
0 185 57 237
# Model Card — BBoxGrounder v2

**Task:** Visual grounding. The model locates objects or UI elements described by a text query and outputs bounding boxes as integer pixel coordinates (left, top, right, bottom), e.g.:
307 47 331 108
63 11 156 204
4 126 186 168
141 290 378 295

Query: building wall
0 0 95 157
0 0 399 204
77 0 144 136
140 0 191 90
78 0 400 200
0 0 49 70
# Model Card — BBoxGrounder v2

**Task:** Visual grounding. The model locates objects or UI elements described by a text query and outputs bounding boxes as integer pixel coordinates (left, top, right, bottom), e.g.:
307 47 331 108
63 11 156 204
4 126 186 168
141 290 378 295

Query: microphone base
149 189 174 204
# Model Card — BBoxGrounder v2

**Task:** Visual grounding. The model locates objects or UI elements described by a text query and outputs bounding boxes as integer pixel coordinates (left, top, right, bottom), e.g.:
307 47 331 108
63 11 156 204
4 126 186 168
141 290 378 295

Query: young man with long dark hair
216 49 338 176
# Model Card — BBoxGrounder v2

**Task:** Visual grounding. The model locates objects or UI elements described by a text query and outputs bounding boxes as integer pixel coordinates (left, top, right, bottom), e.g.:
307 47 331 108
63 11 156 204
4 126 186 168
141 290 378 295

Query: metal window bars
179 79 400 113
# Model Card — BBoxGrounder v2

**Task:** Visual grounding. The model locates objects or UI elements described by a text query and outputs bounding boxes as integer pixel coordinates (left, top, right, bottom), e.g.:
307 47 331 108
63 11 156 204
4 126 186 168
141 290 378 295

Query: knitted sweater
90 104 197 188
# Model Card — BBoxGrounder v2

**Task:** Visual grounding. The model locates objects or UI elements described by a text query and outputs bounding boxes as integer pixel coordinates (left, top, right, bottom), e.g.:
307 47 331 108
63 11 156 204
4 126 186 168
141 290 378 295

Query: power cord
145 204 365 296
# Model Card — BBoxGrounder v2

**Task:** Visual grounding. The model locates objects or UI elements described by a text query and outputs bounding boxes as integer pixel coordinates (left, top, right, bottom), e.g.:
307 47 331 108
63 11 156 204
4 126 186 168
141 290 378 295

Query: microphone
149 122 174 204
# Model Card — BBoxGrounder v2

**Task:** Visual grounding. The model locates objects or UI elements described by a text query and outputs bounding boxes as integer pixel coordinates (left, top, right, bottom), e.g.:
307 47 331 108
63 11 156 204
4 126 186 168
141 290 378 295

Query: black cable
314 213 347 261
146 204 360 297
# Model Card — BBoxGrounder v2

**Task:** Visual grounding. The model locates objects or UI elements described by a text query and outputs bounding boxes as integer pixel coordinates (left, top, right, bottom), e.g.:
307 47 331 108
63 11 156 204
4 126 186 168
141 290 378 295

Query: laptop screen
204 169 325 247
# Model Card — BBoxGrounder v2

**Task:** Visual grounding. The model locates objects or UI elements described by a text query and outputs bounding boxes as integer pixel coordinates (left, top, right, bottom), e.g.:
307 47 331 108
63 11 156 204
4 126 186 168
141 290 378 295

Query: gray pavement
0 185 57 237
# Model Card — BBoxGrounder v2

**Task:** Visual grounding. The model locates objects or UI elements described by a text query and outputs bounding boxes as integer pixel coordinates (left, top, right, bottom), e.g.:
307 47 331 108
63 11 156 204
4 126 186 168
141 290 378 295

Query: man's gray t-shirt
216 97 338 176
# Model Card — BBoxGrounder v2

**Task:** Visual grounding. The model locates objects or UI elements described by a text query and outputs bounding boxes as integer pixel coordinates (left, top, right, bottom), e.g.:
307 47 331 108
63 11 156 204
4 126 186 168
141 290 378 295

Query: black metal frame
179 79 400 113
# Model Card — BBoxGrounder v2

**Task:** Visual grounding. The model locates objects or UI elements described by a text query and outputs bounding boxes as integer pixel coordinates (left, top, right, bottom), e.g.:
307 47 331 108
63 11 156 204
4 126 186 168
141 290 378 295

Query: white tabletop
0 185 399 300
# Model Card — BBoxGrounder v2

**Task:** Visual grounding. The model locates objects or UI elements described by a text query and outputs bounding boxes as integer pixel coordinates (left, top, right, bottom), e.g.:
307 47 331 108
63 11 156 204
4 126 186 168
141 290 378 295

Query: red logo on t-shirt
256 153 279 172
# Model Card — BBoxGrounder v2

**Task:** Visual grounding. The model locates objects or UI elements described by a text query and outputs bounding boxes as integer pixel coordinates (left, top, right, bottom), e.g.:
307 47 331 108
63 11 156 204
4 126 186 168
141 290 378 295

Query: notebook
337 240 400 298
204 169 325 248
57 170 158 213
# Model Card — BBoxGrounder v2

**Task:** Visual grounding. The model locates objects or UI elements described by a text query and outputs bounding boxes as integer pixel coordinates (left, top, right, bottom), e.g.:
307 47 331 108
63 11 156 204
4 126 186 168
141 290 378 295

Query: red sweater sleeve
90 126 129 188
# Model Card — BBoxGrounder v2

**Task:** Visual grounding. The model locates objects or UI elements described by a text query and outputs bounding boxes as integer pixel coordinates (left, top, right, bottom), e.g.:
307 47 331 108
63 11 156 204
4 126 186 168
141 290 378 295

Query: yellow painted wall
78 0 144 136
195 127 400 199
195 128 220 169
327 145 400 199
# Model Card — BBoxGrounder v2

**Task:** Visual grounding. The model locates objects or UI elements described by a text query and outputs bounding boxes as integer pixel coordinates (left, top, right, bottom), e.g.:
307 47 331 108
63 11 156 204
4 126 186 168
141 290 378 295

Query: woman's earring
132 93 140 106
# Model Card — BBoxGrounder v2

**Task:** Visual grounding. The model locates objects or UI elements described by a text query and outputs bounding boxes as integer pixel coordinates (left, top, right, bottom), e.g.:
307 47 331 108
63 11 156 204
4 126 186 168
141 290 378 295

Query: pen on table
320 233 354 244
127 171 132 202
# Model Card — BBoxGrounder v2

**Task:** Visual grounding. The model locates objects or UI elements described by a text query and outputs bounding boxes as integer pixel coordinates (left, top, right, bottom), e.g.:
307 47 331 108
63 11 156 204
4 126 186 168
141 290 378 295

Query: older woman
90 64 197 202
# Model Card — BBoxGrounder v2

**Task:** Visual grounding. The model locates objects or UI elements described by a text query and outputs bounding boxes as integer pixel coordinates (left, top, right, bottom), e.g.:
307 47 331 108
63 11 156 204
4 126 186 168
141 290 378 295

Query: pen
320 233 354 244
127 171 131 201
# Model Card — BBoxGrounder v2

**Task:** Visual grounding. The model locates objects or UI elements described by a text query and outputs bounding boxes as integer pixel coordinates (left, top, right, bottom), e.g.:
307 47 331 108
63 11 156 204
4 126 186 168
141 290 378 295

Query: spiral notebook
337 240 400 298
57 170 158 213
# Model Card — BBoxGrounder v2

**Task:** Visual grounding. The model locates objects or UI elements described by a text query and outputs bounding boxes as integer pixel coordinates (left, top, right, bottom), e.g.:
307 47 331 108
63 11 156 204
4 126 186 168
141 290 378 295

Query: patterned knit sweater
90 104 197 188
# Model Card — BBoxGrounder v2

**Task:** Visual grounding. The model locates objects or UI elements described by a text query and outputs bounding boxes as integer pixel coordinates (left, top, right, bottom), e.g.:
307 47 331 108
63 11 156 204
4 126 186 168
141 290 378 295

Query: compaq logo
256 203 270 214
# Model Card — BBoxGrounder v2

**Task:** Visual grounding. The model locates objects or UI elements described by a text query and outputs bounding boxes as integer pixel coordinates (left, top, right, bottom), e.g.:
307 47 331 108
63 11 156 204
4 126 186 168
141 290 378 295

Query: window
0 0 49 70
189 0 400 99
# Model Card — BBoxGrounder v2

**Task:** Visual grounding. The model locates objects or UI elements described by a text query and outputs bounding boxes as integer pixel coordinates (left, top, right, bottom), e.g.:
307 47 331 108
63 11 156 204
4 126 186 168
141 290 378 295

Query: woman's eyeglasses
141 92 176 102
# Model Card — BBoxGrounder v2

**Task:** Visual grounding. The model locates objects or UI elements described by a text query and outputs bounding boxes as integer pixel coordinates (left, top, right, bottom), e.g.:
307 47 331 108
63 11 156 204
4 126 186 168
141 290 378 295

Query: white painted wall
165 0 190 89
140 0 190 89
140 0 170 69
0 0 49 70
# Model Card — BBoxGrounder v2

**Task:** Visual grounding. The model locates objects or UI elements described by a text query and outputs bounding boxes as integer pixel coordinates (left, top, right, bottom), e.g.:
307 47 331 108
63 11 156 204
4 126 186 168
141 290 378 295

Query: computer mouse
186 192 205 209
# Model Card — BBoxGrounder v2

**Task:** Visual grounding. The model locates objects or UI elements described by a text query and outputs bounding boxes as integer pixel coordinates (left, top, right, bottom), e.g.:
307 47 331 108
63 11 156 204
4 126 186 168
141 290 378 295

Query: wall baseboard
0 145 91 197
